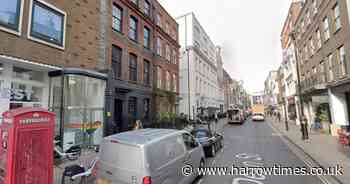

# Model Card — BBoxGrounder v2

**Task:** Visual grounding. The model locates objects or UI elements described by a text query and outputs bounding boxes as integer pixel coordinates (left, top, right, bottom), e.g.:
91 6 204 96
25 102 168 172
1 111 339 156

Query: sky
158 0 292 93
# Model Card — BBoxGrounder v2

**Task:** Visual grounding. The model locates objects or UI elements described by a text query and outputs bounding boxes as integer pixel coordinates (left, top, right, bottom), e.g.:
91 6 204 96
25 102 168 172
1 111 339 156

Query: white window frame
323 17 330 41
27 0 67 50
334 4 341 31
0 0 24 36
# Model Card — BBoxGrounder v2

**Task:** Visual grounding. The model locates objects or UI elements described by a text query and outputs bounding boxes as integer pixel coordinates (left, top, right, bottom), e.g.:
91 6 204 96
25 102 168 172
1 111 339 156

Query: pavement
196 118 324 184
269 116 350 184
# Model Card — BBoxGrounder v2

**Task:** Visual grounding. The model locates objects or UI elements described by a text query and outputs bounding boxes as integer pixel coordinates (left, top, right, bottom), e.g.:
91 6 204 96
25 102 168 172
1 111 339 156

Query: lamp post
290 30 309 140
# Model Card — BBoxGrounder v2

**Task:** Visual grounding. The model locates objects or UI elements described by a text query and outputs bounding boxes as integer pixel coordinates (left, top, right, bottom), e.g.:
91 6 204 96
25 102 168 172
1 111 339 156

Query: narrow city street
196 119 323 184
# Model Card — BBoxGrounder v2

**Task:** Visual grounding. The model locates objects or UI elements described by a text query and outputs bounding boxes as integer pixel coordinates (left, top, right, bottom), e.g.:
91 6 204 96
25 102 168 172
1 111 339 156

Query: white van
97 129 205 184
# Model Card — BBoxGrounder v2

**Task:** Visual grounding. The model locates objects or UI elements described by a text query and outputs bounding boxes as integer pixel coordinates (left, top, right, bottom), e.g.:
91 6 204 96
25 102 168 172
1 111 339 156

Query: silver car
97 129 205 184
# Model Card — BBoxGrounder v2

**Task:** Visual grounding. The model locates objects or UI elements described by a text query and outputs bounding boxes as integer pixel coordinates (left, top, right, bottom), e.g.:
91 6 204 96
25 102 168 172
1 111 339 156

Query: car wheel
211 145 216 157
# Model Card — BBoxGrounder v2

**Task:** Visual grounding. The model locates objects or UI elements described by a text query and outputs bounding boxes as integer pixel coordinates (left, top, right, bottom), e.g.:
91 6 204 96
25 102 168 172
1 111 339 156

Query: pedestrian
133 120 143 130
278 112 281 122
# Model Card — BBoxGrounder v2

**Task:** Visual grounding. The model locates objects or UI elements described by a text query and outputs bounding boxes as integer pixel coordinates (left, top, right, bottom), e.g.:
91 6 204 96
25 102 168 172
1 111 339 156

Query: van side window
182 133 197 150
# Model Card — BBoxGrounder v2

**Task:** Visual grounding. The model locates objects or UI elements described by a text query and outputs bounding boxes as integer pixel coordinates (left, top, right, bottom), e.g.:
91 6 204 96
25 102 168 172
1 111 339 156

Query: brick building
0 0 107 148
293 0 350 134
104 0 179 133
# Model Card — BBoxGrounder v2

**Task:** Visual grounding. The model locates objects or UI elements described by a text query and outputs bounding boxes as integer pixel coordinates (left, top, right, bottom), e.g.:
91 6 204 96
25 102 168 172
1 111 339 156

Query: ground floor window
49 72 106 151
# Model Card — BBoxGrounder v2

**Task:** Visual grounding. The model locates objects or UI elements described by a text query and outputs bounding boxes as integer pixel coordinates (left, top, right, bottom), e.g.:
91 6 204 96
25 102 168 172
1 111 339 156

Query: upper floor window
157 66 162 88
156 13 161 27
165 22 169 34
112 5 123 32
312 0 317 15
328 54 334 81
316 29 322 49
143 60 150 85
112 45 122 78
172 49 177 64
131 0 139 6
144 0 151 16
339 46 347 75
29 0 66 48
156 37 162 56
0 0 22 32
166 71 170 91
166 44 170 61
143 26 150 48
129 53 138 81
173 74 177 92
323 17 330 41
129 16 138 41
309 37 314 56
334 4 341 31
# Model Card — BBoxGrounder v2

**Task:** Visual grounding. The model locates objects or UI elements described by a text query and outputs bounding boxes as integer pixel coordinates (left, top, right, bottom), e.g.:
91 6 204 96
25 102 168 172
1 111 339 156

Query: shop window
10 82 44 109
12 66 44 82
0 0 22 32
29 0 66 48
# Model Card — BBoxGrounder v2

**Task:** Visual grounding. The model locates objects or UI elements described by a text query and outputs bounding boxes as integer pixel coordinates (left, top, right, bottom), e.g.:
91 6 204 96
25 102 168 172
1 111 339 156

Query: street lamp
289 30 309 140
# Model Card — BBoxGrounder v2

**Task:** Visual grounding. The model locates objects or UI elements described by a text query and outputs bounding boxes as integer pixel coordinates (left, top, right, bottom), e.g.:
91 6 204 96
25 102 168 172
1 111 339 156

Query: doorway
114 99 123 133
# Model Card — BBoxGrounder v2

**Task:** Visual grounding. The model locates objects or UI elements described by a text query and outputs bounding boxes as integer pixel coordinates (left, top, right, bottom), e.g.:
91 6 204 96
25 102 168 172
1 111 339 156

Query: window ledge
0 26 21 37
27 35 65 50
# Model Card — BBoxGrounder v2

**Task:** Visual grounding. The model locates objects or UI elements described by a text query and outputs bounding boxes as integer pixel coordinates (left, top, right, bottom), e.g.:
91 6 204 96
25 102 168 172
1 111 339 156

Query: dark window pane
144 60 150 84
112 45 122 78
144 0 150 16
31 1 64 46
0 0 21 31
143 27 150 48
128 97 137 124
129 54 137 81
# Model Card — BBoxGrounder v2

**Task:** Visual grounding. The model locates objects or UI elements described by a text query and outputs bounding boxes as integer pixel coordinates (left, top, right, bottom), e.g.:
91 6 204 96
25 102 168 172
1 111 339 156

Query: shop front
49 69 107 151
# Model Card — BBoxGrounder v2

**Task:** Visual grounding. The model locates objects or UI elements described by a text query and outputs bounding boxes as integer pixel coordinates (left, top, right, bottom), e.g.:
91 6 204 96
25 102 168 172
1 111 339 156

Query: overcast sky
159 0 291 93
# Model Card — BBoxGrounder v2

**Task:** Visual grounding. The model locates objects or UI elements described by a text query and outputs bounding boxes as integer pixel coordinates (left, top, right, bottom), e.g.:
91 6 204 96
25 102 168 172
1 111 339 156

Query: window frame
143 59 150 85
129 16 138 42
112 45 122 79
129 53 138 82
144 0 151 16
0 0 24 36
323 17 330 41
112 4 123 33
143 26 150 49
333 4 341 31
339 46 347 75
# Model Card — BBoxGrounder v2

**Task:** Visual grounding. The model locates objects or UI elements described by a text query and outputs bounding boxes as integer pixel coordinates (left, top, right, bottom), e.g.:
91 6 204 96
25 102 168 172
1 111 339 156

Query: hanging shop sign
0 88 34 101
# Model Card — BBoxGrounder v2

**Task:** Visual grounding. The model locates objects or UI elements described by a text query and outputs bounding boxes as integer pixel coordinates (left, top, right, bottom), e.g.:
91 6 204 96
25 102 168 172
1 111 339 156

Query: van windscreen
100 140 142 171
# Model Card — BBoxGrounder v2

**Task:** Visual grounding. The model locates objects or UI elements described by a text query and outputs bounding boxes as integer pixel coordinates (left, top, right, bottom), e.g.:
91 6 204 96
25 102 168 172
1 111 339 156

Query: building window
143 98 150 120
157 66 162 88
173 74 177 92
316 29 322 50
309 37 314 56
323 17 330 41
144 0 151 16
165 22 169 34
129 16 138 41
166 44 170 61
156 13 161 27
156 37 162 56
334 4 341 31
312 0 317 15
143 26 150 48
112 4 123 32
129 53 137 81
339 46 347 75
143 60 150 85
112 45 122 78
29 0 66 48
128 97 137 125
166 71 170 91
0 0 22 32
131 0 139 6
328 54 334 81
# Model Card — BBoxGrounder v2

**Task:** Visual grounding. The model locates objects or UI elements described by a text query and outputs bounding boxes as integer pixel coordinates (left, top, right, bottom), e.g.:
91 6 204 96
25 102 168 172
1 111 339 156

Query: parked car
252 113 265 121
97 129 205 184
192 127 223 157
227 108 245 124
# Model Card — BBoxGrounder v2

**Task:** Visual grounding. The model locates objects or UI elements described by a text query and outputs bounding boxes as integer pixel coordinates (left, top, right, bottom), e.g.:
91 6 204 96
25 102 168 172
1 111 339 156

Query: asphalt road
195 118 323 184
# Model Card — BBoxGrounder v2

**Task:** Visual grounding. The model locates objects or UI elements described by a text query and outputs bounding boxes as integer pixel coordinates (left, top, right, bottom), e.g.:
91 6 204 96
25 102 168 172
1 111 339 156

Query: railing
301 72 327 92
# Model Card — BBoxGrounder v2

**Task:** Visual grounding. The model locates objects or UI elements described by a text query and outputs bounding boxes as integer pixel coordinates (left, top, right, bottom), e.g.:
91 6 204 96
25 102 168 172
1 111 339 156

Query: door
114 99 123 133
15 129 50 184
181 133 202 184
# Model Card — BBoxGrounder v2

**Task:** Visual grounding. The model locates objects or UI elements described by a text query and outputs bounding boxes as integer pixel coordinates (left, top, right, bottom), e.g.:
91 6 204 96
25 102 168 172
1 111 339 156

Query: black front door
115 99 123 133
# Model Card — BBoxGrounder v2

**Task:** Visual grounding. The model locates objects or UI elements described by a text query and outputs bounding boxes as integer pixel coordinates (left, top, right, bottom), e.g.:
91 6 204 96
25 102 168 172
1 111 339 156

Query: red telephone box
0 107 55 184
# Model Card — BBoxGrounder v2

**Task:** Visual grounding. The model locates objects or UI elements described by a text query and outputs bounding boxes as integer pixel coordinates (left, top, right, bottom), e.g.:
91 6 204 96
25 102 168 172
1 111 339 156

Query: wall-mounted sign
0 88 34 101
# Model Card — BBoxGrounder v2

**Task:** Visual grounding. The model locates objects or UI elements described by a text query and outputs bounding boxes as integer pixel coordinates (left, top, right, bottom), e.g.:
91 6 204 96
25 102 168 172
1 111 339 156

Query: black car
192 127 223 157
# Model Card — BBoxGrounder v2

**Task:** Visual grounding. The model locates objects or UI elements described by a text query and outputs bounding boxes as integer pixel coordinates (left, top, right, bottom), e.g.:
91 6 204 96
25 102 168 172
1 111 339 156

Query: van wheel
210 145 216 157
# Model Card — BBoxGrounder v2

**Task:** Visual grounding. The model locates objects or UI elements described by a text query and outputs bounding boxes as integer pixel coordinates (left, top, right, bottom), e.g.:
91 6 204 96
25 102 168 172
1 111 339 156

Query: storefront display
49 69 107 150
